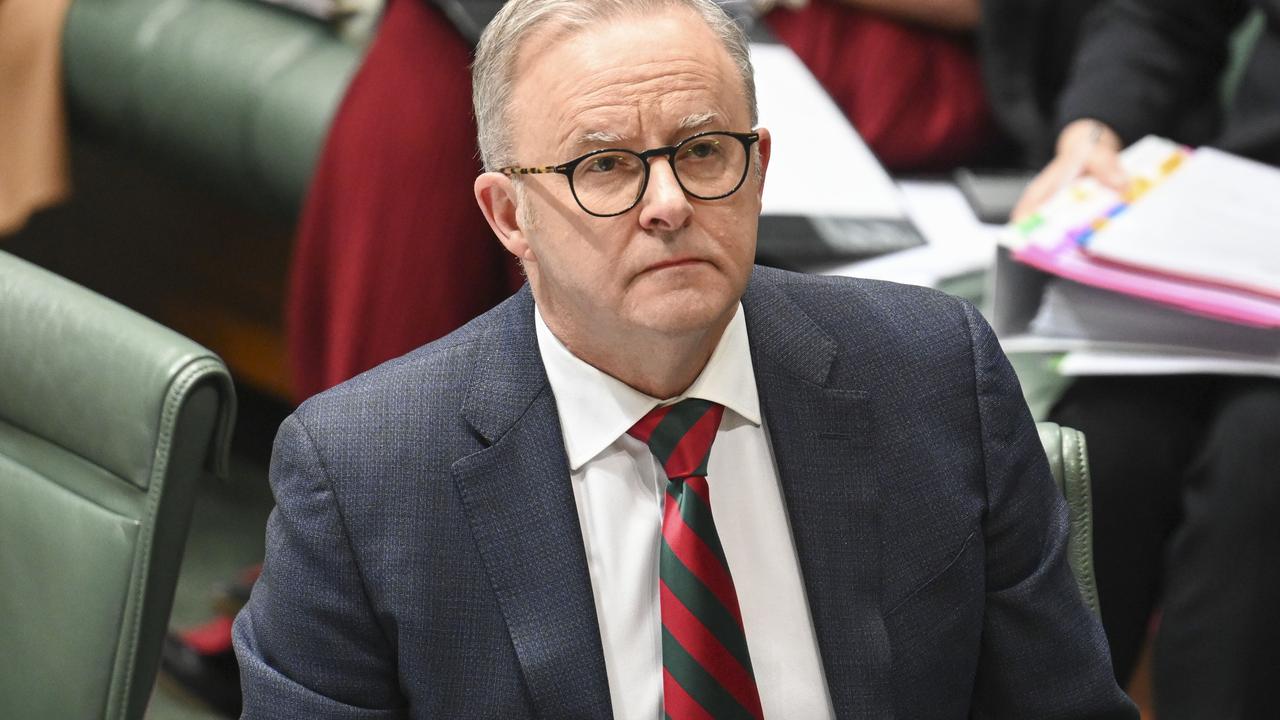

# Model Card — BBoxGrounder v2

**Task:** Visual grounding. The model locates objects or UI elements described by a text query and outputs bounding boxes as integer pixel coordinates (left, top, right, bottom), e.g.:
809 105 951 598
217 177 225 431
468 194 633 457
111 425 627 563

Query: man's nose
638 157 693 232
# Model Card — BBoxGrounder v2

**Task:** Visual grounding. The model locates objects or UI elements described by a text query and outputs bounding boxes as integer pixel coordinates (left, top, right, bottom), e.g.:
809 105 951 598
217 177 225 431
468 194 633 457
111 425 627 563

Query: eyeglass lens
571 133 748 216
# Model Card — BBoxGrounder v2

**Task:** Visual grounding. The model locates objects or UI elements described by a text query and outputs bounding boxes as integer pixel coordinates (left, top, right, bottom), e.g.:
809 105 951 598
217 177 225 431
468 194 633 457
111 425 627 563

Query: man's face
495 8 770 346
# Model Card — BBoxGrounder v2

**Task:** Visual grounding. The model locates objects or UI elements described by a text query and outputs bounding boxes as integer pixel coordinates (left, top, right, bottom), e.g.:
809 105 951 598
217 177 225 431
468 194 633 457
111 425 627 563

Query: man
1012 1 1280 717
235 0 1134 716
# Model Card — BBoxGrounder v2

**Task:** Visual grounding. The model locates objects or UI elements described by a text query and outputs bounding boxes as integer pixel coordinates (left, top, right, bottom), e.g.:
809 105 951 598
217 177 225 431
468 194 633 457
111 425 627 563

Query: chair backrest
0 250 235 720
1036 421 1101 616
62 0 364 217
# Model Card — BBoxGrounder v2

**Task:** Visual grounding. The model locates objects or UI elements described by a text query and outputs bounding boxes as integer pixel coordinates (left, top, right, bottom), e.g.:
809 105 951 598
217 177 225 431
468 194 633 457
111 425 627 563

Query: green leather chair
0 250 236 719
1037 421 1102 616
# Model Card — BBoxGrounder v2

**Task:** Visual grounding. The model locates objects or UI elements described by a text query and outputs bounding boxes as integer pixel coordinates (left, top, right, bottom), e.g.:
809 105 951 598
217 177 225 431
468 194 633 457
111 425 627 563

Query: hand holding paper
994 135 1280 380
1011 119 1125 222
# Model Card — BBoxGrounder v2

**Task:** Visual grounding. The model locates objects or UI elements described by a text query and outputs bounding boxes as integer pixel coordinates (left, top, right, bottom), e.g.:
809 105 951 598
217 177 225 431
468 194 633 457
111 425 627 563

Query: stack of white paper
993 137 1280 378
1084 147 1280 299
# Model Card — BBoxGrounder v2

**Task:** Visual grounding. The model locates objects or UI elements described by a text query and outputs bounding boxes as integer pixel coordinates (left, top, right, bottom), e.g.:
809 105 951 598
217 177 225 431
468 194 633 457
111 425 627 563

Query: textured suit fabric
236 266 1135 719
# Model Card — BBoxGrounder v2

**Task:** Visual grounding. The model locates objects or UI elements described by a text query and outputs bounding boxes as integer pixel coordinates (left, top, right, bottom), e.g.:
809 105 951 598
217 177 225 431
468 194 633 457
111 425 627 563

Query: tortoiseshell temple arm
500 165 562 176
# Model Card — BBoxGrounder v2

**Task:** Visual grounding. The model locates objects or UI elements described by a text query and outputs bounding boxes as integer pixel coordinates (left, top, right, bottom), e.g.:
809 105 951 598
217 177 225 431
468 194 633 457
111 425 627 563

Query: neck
539 304 734 400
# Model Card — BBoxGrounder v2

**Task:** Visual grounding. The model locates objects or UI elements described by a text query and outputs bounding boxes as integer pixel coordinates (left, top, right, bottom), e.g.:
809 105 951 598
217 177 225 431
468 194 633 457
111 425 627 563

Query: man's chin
627 289 739 337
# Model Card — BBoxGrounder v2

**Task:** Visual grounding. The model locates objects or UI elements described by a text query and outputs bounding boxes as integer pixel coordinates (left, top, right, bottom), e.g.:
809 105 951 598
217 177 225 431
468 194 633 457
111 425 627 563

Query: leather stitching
1070 427 1100 614
1070 430 1100 614
114 357 222 720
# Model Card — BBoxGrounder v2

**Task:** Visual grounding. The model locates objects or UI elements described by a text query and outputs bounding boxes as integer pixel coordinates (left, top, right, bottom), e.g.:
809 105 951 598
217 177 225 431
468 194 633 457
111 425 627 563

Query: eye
585 152 631 173
681 139 722 160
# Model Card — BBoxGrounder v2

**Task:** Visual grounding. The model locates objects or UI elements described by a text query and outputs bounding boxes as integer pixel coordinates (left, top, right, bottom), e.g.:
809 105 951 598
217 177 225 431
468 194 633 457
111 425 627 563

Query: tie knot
627 398 725 481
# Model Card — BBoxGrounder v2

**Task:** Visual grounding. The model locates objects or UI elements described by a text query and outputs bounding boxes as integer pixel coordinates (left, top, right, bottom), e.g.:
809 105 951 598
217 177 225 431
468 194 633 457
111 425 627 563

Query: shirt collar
534 303 761 471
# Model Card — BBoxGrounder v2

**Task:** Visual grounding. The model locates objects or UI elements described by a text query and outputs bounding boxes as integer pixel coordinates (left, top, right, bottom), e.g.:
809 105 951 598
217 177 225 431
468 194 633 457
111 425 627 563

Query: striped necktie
628 398 764 720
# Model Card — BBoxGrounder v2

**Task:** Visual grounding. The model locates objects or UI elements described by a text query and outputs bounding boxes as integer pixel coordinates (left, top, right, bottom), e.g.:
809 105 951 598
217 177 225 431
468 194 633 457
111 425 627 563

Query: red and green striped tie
629 398 764 720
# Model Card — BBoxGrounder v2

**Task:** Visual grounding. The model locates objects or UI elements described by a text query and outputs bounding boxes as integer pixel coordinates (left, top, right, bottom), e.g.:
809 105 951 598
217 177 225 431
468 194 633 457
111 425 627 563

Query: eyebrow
568 112 722 152
677 111 720 131
574 130 624 147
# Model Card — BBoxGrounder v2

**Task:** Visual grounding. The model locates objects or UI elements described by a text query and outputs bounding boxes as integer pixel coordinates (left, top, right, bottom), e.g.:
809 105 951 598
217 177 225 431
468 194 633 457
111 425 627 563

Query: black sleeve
1055 0 1250 144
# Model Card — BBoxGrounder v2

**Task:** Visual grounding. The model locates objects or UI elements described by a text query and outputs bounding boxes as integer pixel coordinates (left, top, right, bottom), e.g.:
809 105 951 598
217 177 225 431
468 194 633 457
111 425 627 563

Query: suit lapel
449 274 892 718
451 289 613 719
742 271 892 718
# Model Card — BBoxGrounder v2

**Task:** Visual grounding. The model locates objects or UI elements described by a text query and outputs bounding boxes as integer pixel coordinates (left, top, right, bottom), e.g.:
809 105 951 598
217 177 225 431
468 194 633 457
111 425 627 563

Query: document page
750 43 905 219
1084 147 1280 298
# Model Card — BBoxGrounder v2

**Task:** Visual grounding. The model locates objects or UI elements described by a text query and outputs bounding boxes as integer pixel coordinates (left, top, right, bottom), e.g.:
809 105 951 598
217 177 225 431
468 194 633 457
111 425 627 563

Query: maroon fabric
288 0 523 402
766 1 994 172
179 615 236 656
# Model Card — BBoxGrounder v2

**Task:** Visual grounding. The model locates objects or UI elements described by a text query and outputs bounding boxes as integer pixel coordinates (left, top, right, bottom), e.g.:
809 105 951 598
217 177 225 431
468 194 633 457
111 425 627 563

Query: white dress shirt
534 304 836 720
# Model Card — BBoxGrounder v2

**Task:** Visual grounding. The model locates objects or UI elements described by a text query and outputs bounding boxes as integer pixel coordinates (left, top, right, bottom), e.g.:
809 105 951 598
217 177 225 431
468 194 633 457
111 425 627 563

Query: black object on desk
953 168 1036 224
755 215 925 270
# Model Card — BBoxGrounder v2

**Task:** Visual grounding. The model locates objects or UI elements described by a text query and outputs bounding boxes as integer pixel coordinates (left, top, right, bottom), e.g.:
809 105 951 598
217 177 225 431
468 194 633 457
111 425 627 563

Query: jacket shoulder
747 265 984 386
287 292 520 459
751 265 972 337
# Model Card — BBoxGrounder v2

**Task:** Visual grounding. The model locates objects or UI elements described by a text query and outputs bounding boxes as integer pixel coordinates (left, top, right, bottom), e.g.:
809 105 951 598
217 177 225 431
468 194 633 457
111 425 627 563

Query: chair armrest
1037 421 1102 616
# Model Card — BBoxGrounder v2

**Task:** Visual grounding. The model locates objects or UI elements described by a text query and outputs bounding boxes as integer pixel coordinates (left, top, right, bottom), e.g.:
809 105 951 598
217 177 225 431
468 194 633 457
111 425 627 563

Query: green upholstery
0 250 236 720
62 0 366 216
1037 421 1101 616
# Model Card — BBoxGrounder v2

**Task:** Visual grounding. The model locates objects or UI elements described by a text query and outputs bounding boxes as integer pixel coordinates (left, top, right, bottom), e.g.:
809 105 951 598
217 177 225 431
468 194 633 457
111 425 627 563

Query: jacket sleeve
961 301 1138 719
1055 0 1249 144
233 414 407 720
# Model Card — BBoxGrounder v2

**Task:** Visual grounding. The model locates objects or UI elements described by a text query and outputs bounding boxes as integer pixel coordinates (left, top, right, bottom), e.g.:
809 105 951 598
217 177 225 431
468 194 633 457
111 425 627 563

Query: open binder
993 136 1280 378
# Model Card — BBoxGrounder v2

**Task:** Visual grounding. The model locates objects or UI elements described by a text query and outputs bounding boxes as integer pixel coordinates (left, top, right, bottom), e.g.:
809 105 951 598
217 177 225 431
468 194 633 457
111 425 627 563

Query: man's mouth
643 257 705 273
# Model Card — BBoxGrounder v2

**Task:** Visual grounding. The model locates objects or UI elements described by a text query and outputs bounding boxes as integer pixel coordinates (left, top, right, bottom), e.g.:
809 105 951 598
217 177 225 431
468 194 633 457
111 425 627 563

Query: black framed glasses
500 130 760 217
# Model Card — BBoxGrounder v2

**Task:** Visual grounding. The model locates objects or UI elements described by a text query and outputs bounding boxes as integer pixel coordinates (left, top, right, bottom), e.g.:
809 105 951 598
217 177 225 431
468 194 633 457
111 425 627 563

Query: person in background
0 0 73 236
287 0 525 405
1012 1 1280 717
975 0 1109 167
762 0 995 171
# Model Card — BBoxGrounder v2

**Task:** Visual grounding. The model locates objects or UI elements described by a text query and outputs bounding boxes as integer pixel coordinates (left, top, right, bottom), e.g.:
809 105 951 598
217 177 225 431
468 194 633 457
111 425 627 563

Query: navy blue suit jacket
234 266 1136 719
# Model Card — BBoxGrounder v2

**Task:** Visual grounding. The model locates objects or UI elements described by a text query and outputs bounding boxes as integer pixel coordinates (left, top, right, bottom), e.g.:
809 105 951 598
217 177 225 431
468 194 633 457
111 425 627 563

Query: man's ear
475 172 533 261
754 127 772 201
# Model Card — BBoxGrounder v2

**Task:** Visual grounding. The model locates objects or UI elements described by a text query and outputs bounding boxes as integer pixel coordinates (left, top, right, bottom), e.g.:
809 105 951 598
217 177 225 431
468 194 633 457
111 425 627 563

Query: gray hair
472 0 758 171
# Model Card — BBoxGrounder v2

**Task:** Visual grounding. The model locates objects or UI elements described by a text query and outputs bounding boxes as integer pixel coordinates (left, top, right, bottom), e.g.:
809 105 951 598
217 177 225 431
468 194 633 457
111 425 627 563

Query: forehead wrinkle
550 59 723 150
573 60 718 110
